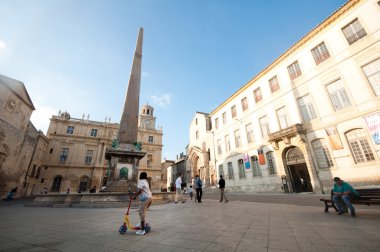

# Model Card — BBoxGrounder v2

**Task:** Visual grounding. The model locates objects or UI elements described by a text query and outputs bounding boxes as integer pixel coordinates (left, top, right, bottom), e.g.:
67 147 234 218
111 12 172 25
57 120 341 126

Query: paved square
0 199 379 251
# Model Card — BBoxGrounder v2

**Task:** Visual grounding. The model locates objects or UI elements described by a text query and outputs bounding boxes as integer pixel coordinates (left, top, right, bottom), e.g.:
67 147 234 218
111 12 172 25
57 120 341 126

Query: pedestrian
175 173 185 204
90 186 96 193
66 188 70 194
194 175 203 203
218 175 228 203
41 187 48 194
131 172 152 236
188 185 194 201
332 177 360 217
6 187 18 200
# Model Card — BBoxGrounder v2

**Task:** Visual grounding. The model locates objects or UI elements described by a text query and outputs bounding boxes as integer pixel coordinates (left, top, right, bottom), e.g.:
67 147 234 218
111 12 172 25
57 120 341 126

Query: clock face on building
144 120 151 128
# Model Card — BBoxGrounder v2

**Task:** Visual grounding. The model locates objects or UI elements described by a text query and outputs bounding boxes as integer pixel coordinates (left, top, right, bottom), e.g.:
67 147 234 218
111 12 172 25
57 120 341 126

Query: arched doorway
51 176 63 192
284 147 313 193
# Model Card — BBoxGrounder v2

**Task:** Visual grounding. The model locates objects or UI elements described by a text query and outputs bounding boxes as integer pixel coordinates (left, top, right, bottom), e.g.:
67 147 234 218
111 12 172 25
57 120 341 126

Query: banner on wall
364 112 380 145
243 153 250 169
258 148 265 165
325 127 344 150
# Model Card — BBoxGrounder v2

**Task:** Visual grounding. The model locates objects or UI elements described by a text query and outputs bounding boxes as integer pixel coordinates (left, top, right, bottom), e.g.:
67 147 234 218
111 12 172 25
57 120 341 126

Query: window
276 107 289 130
215 118 219 130
266 152 277 175
49 148 53 154
362 58 380 96
148 136 154 143
241 97 248 111
231 105 237 118
195 131 199 140
51 176 62 192
59 148 69 162
67 126 74 134
222 112 227 125
346 129 375 163
245 123 253 143
238 159 246 179
224 135 231 152
90 129 97 137
311 41 330 65
253 88 262 103
217 139 222 155
31 165 36 177
35 167 41 179
287 61 302 80
259 116 270 138
251 156 261 177
227 162 234 180
342 18 367 45
79 176 90 192
147 154 153 167
311 139 334 169
195 118 198 125
269 75 280 93
234 130 241 148
326 79 351 111
298 95 317 122
84 150 94 165
219 164 224 177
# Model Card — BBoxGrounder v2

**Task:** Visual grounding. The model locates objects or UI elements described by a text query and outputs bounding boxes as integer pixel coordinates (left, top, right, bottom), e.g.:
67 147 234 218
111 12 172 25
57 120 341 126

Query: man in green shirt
332 177 360 217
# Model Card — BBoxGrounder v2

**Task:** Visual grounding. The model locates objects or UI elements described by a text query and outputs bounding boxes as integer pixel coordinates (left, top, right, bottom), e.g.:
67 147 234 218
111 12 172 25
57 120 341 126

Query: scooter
119 197 151 235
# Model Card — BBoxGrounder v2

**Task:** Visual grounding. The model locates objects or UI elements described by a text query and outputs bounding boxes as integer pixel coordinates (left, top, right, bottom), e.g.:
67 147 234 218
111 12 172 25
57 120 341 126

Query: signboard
243 153 250 169
364 113 380 145
325 127 343 150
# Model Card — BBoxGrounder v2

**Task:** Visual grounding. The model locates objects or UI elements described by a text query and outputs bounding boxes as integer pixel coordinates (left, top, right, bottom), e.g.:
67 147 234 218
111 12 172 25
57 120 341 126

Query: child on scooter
131 172 152 236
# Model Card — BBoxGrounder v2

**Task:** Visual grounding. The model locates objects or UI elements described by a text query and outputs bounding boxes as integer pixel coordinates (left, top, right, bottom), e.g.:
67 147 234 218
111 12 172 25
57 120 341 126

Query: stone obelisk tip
117 28 143 146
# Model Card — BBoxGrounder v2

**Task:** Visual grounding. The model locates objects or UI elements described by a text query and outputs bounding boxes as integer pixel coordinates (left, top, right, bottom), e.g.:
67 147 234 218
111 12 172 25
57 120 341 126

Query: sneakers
225 200 228 203
337 211 344 215
182 201 185 203
136 229 146 236
351 212 356 217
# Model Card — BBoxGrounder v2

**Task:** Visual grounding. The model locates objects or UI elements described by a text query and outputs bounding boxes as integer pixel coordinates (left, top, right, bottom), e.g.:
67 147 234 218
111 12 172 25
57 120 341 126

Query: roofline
210 0 359 116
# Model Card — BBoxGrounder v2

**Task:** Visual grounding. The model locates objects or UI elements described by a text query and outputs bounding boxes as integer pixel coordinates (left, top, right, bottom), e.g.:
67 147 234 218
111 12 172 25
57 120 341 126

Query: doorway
285 147 313 193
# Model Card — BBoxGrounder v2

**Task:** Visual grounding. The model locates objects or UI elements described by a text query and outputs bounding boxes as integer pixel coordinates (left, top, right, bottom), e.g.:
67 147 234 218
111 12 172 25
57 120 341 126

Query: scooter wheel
144 223 151 233
119 225 127 234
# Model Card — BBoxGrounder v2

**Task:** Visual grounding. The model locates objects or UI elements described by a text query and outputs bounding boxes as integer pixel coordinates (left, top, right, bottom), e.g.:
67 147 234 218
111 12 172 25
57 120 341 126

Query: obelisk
104 28 146 192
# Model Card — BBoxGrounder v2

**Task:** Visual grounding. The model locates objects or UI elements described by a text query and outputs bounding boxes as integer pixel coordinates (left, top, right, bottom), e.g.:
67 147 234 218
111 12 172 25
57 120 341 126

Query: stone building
161 158 175 190
0 74 47 198
188 0 380 193
34 104 164 195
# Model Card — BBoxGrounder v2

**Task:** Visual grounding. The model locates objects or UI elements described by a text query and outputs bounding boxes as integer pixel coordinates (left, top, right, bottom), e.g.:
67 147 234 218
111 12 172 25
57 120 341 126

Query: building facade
34 104 164 195
136 104 164 191
188 0 380 193
0 74 46 198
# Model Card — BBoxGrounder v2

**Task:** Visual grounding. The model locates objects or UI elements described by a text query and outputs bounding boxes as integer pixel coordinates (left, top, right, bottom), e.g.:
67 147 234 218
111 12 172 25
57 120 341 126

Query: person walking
194 175 203 203
218 175 228 203
175 173 185 204
131 172 152 235
332 177 360 217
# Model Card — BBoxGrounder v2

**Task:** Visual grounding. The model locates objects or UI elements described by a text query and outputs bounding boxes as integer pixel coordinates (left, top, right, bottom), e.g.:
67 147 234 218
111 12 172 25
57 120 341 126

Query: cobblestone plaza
1 195 379 252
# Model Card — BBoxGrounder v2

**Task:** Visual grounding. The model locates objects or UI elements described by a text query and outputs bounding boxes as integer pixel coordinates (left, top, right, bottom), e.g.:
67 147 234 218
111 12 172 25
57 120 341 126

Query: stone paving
0 197 380 252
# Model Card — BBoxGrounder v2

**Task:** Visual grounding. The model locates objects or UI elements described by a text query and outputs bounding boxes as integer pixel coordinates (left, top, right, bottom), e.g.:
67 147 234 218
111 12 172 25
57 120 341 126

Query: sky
0 0 347 160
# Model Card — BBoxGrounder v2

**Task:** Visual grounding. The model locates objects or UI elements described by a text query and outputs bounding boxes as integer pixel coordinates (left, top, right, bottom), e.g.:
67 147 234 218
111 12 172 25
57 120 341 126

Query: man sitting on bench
332 177 360 217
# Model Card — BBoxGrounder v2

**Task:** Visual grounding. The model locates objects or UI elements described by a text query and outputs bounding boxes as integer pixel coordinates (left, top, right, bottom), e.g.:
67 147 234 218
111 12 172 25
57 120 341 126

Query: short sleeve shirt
175 177 182 189
137 179 152 199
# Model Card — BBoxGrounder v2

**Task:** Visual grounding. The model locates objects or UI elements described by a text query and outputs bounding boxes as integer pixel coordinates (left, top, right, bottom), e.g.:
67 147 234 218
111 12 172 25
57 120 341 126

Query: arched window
218 164 224 177
51 176 62 192
227 162 234 180
238 159 246 178
250 155 261 177
311 139 333 169
78 176 90 192
346 129 375 163
266 151 277 175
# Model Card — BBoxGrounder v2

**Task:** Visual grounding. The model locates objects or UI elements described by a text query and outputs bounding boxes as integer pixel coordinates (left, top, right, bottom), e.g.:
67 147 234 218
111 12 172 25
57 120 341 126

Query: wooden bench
320 188 380 212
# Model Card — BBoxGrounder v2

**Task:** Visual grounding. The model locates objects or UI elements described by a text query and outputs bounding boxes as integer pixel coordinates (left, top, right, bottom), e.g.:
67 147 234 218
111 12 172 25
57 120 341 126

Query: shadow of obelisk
104 28 146 193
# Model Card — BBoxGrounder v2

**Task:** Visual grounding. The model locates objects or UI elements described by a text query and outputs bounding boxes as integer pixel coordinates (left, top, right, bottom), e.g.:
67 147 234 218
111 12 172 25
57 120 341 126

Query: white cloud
30 105 57 134
0 40 6 51
142 72 149 78
150 93 171 108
